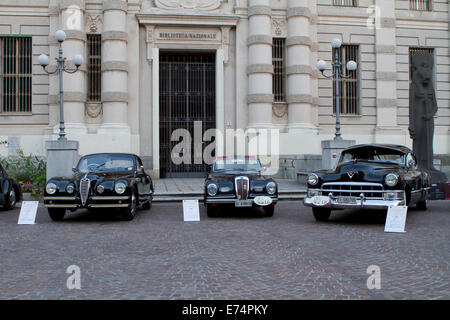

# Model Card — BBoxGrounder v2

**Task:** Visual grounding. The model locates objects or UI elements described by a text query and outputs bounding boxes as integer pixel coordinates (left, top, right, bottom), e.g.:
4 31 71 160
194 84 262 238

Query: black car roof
343 144 412 154
80 153 140 158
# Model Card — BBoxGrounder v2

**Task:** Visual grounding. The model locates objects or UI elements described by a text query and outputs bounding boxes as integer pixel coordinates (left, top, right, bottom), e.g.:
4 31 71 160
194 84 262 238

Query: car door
135 156 151 200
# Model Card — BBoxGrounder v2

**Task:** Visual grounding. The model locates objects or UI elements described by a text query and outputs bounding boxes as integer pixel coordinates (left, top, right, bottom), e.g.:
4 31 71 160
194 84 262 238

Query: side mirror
72 166 77 172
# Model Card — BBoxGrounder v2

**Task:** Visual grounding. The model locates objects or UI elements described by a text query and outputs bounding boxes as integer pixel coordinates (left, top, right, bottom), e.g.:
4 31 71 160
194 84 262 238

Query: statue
409 51 447 200
409 52 437 171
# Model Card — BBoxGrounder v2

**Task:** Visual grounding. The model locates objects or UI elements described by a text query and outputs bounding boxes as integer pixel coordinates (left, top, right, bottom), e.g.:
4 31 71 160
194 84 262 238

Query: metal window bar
0 36 32 113
409 47 434 82
332 45 359 115
333 0 358 7
272 38 286 102
410 0 431 11
87 34 101 101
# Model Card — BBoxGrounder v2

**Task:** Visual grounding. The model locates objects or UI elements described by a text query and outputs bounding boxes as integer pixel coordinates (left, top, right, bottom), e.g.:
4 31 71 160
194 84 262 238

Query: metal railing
0 36 32 113
333 0 358 6
410 0 431 11
272 38 286 102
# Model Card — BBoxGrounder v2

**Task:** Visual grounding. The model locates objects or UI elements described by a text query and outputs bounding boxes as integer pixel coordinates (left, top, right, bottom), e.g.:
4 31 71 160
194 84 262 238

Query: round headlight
307 173 319 186
207 183 218 196
97 185 105 194
385 173 399 187
66 184 75 194
114 182 126 194
266 182 277 195
46 182 57 195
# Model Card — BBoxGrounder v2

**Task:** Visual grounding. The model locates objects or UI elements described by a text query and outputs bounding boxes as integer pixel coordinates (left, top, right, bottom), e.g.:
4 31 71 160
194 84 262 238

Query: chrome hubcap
9 190 16 206
131 193 136 215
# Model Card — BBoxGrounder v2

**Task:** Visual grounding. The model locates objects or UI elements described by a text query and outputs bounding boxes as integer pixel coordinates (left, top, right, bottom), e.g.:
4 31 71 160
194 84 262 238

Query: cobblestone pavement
0 200 448 299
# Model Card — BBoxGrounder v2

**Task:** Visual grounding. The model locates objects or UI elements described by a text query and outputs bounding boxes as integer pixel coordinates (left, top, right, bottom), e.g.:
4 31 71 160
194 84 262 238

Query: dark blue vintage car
303 144 431 221
204 157 278 217
44 153 153 221
0 162 21 210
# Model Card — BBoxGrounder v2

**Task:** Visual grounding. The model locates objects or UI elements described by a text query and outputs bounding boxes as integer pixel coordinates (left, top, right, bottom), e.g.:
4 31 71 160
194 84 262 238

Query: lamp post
38 30 83 141
316 38 357 140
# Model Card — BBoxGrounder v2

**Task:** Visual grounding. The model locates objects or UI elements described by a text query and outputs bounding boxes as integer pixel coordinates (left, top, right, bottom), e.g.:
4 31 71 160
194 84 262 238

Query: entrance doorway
159 52 216 178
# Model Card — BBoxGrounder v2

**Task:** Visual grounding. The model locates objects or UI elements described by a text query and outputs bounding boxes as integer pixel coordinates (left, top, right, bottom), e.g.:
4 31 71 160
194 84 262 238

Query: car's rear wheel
206 204 218 217
263 205 275 217
48 208 66 221
416 197 429 211
122 191 137 221
142 198 152 210
4 188 17 210
312 207 331 222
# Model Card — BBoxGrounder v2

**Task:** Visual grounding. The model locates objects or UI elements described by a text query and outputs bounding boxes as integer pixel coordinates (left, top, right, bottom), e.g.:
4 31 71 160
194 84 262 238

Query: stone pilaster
286 0 316 134
374 0 401 143
98 0 130 135
247 0 273 129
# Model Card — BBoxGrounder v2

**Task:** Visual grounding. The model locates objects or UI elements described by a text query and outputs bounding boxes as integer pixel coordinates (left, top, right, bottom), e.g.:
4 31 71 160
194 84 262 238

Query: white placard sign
183 200 200 222
384 205 408 233
18 201 39 225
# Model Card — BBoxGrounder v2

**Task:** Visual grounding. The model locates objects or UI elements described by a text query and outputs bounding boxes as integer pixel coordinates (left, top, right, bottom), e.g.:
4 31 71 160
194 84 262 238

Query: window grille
410 0 432 11
0 36 32 113
272 38 286 102
333 0 358 7
409 47 434 82
87 34 101 102
332 44 359 115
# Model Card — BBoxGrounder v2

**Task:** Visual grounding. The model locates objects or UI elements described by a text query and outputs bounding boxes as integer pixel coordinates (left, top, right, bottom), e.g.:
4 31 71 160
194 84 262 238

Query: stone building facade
0 0 449 178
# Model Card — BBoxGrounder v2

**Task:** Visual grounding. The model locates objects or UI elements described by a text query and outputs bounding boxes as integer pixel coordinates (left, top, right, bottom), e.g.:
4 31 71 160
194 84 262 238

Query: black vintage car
44 153 154 221
204 157 278 217
0 162 21 210
303 144 431 221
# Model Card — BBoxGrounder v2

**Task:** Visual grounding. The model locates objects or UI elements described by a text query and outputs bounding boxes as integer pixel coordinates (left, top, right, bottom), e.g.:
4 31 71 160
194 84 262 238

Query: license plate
337 196 358 204
235 200 253 207
311 196 330 206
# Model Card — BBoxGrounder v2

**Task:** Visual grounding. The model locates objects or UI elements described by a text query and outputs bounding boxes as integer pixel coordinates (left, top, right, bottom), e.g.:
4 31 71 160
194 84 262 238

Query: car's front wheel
416 198 429 211
48 208 66 221
263 205 275 217
312 207 331 222
122 191 137 221
4 188 17 210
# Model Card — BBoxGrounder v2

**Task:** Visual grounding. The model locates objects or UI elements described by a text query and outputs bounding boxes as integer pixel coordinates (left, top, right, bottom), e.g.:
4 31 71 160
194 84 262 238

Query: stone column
286 0 316 133
57 0 87 136
247 0 273 129
374 0 401 143
99 0 130 135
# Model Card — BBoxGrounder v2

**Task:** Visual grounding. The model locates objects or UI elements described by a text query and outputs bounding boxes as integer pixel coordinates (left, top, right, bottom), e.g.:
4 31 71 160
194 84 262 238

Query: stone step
153 190 306 202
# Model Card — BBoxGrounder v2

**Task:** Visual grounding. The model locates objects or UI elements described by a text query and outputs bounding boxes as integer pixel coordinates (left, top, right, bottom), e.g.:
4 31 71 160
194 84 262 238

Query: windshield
212 158 262 173
340 147 405 165
77 154 136 173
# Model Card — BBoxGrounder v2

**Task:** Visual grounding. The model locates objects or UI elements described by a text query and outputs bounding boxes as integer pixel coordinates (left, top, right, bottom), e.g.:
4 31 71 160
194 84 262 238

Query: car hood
50 171 134 182
317 161 403 183
208 173 270 183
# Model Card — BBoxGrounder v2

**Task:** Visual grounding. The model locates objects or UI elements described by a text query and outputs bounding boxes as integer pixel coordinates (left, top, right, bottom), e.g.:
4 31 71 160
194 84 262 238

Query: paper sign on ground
18 201 39 225
384 205 408 233
183 200 200 222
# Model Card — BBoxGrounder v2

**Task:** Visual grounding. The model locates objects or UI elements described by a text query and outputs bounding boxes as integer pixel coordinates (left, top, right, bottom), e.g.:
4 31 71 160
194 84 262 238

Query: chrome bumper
303 196 404 210
44 196 131 209
205 197 278 205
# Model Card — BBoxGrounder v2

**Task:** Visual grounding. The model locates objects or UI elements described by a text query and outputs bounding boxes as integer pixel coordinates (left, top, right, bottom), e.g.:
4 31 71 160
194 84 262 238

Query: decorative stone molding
247 35 272 46
380 18 396 28
102 61 129 72
247 94 274 103
376 99 397 108
60 0 85 11
48 6 59 17
376 72 397 81
286 65 312 75
49 92 86 104
287 7 311 20
286 36 311 47
247 64 274 75
221 26 230 63
87 14 102 33
64 30 87 42
248 5 272 17
272 104 288 119
103 0 127 12
376 45 396 54
102 92 129 103
154 0 223 11
85 102 103 119
102 31 128 42
287 94 313 104
272 18 287 37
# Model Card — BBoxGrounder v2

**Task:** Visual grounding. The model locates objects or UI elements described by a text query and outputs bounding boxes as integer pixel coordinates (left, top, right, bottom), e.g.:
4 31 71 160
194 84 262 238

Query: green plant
1 150 46 193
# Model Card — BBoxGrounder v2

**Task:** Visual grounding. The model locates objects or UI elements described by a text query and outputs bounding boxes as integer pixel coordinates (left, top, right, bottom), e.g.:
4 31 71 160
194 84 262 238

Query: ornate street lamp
316 38 357 140
38 30 83 140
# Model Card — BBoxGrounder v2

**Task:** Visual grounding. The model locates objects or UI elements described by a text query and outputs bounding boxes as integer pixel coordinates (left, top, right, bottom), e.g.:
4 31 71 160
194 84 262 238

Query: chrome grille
79 176 90 206
235 176 249 200
321 182 384 198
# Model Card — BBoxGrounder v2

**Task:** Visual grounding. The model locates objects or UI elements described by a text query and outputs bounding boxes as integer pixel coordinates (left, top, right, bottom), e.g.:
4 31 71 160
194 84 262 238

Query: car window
340 147 405 165
77 154 136 173
213 158 262 173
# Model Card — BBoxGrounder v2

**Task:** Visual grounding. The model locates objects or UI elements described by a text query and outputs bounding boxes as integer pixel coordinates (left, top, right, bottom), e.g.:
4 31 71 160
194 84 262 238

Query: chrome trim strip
322 182 384 187
45 204 78 208
44 197 76 201
90 196 129 200
321 189 385 193
88 204 129 208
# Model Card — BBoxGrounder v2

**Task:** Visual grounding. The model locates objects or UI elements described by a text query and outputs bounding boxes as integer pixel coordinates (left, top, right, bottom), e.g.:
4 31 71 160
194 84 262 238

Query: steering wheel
87 163 100 171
